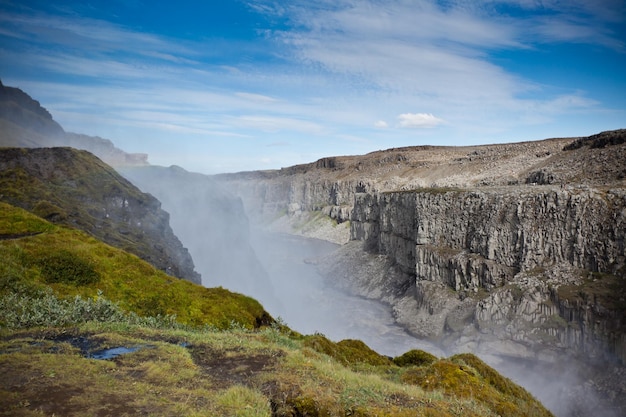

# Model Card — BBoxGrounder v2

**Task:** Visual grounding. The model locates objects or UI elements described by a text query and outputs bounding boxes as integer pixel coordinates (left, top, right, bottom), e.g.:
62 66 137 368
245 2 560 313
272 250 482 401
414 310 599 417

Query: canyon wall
217 132 626 364
348 187 626 362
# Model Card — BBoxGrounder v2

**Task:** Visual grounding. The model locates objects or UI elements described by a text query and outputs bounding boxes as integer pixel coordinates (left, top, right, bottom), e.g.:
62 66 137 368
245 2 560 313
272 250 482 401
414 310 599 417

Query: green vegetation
0 202 553 416
558 270 626 311
0 202 269 329
303 334 392 367
39 249 101 285
393 349 438 367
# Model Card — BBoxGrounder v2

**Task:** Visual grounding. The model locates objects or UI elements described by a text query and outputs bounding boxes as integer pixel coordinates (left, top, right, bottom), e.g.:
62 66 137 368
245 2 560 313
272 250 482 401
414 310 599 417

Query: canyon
217 129 626 416
2 81 625 415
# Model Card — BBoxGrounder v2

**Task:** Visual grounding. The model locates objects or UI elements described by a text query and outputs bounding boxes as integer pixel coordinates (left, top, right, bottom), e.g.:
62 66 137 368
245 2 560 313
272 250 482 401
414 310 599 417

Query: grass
0 202 554 416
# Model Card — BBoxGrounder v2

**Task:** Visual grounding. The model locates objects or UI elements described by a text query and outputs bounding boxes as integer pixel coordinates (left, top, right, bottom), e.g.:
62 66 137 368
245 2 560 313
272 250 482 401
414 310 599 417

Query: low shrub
0 289 180 329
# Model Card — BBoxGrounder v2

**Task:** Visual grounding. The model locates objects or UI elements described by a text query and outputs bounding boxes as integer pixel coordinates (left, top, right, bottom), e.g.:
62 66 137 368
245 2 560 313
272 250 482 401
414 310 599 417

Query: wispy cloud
232 115 327 134
235 92 279 103
0 1 623 173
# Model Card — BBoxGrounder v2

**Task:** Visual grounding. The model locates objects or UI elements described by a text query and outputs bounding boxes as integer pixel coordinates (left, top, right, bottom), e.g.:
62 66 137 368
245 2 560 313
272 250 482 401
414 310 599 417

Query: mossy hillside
0 202 268 329
0 147 199 282
393 349 438 367
302 334 392 367
399 353 548 417
0 320 554 417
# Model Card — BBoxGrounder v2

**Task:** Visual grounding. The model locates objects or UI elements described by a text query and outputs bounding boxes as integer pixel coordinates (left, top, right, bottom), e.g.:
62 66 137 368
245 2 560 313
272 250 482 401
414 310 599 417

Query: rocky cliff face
348 187 626 361
0 147 200 283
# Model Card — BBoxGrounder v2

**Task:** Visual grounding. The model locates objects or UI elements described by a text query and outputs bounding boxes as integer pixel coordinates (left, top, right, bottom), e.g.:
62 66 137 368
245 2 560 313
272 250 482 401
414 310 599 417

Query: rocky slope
0 147 200 283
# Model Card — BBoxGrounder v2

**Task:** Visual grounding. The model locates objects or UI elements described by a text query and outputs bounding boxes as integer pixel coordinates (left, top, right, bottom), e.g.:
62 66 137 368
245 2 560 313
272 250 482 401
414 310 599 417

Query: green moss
399 354 553 417
393 349 438 367
287 396 331 417
32 200 67 221
39 249 101 286
302 335 392 367
0 201 55 236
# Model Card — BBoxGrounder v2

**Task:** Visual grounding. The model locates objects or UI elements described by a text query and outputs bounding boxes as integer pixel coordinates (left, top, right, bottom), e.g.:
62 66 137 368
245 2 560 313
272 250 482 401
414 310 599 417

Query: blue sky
1 0 625 174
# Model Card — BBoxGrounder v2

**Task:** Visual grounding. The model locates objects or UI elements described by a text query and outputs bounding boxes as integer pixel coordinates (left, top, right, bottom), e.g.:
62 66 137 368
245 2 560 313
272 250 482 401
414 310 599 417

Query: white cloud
397 113 445 129
374 120 388 128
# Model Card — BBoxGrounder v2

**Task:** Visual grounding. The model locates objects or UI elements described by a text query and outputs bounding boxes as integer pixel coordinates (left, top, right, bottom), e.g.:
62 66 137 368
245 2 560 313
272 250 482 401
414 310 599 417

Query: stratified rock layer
349 187 626 362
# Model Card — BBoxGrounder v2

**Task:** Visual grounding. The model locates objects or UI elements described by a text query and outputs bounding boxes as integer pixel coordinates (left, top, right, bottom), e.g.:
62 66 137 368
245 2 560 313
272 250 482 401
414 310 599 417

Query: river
247 230 624 417
249 230 443 357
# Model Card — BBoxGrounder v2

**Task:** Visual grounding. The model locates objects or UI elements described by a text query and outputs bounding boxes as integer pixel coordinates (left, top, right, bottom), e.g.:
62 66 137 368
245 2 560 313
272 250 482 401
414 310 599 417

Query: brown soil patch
189 344 281 389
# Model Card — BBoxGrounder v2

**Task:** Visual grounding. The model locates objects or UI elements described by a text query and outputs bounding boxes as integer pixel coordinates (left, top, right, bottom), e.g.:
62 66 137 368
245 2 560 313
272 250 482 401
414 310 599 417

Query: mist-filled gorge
1 77 624 416
1 0 625 412
248 230 444 358
120 159 624 417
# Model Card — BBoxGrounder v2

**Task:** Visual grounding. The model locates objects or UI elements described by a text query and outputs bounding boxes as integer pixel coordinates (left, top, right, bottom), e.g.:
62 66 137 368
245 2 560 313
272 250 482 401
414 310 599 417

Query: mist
118 165 277 305
119 164 623 417
247 228 624 417
248 229 443 357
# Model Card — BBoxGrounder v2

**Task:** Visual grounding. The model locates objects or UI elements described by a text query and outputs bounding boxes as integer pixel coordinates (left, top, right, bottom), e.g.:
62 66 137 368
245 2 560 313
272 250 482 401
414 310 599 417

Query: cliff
218 129 626 416
347 187 625 359
0 147 200 283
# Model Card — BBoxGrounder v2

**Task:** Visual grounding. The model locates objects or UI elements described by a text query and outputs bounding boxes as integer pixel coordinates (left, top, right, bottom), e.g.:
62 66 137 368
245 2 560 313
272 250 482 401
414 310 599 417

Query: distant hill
0 79 148 167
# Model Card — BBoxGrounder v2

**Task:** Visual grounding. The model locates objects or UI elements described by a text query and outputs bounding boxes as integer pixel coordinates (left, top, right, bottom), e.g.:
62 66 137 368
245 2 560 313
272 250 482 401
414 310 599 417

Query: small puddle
89 346 143 360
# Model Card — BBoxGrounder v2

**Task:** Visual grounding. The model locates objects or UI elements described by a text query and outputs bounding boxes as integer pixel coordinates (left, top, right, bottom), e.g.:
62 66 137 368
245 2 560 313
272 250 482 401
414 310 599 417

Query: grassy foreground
0 202 553 416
